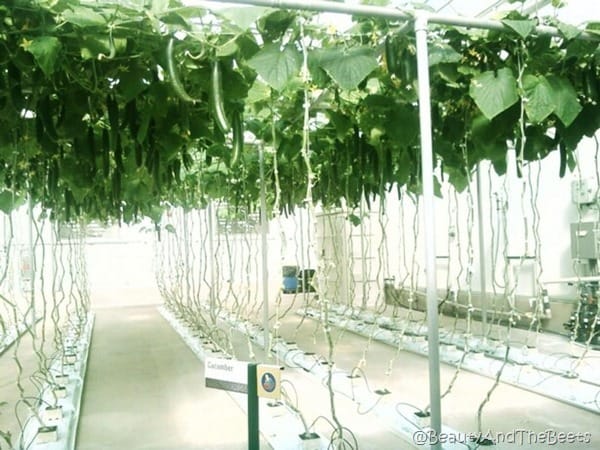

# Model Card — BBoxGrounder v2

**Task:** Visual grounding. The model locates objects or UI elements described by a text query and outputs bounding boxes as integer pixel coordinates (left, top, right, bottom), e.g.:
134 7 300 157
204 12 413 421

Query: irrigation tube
415 13 442 450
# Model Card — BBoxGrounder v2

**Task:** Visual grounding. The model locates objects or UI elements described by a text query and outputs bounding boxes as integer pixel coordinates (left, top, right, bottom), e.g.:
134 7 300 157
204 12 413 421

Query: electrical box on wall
572 179 597 205
571 222 600 259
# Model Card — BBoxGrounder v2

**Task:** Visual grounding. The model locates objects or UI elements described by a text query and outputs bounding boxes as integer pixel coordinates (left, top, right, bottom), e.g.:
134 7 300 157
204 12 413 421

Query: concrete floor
76 306 269 450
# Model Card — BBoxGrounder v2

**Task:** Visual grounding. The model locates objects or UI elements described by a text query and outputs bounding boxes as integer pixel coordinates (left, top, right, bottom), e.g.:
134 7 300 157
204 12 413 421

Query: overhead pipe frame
201 1 598 448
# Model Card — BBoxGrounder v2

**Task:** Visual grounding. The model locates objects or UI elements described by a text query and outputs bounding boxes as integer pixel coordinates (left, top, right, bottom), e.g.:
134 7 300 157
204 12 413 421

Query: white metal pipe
415 13 442 450
476 165 488 336
28 194 36 334
543 275 600 284
208 0 596 39
259 144 270 351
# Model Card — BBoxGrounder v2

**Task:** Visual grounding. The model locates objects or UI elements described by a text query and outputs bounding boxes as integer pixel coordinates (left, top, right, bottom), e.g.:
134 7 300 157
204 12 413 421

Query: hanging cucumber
182 150 193 170
167 38 197 103
35 113 44 145
125 99 139 140
135 142 143 167
559 141 567 178
115 134 124 172
102 128 110 177
7 62 24 111
48 159 59 196
87 126 97 173
112 170 121 205
231 110 244 166
384 35 398 76
146 119 157 172
64 189 72 223
106 94 119 133
152 147 160 193
584 66 598 102
211 60 230 134
38 95 58 141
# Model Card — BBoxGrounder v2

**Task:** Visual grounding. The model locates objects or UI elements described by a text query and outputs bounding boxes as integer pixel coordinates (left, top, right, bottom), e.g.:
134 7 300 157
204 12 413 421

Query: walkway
76 305 262 450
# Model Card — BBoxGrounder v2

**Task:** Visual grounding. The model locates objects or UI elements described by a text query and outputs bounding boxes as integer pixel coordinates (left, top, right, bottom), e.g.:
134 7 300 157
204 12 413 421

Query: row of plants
0 0 598 222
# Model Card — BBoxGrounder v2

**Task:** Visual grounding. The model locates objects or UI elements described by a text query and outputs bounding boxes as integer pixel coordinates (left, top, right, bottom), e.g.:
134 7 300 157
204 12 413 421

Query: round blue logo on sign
261 372 276 393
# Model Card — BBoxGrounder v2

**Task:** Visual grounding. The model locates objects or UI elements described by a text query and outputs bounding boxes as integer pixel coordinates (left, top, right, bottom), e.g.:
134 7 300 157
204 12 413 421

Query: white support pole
415 13 442 450
476 165 488 337
28 194 36 334
259 144 270 350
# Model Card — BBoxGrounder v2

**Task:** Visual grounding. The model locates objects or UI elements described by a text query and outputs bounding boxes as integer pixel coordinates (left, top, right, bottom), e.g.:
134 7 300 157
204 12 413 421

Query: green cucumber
211 60 230 134
231 110 244 166
167 38 197 103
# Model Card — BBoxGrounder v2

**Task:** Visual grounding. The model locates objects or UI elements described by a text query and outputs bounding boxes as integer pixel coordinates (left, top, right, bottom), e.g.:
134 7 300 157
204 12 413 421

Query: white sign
205 358 248 393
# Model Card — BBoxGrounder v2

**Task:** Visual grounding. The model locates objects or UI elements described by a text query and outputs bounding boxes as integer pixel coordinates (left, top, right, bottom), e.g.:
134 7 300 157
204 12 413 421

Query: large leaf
247 44 301 91
218 6 272 30
27 36 61 77
546 75 583 126
62 6 107 28
557 21 582 40
428 43 461 66
118 65 153 102
320 47 379 91
0 191 23 215
469 68 519 120
502 19 536 39
523 74 555 124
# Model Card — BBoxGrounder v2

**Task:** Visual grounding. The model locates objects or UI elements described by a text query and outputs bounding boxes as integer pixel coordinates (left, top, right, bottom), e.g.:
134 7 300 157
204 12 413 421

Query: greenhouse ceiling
0 0 598 223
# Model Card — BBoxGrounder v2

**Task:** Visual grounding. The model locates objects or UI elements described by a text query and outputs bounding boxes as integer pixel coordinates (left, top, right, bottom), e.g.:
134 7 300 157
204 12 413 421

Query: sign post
247 363 259 450
205 358 281 450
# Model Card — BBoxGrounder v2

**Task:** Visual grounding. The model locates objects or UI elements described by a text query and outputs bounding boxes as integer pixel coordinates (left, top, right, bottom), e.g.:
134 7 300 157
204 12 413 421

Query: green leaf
523 74 555 124
0 191 23 215
27 36 61 77
502 19 536 39
546 75 583 126
320 47 379 91
151 0 169 15
327 111 353 141
159 11 191 30
118 65 152 102
217 40 238 57
428 42 461 66
557 21 582 40
246 79 271 104
62 6 107 28
247 44 301 91
386 104 419 145
165 223 176 233
446 167 469 193
585 22 600 35
347 214 361 226
218 6 272 30
469 68 519 120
